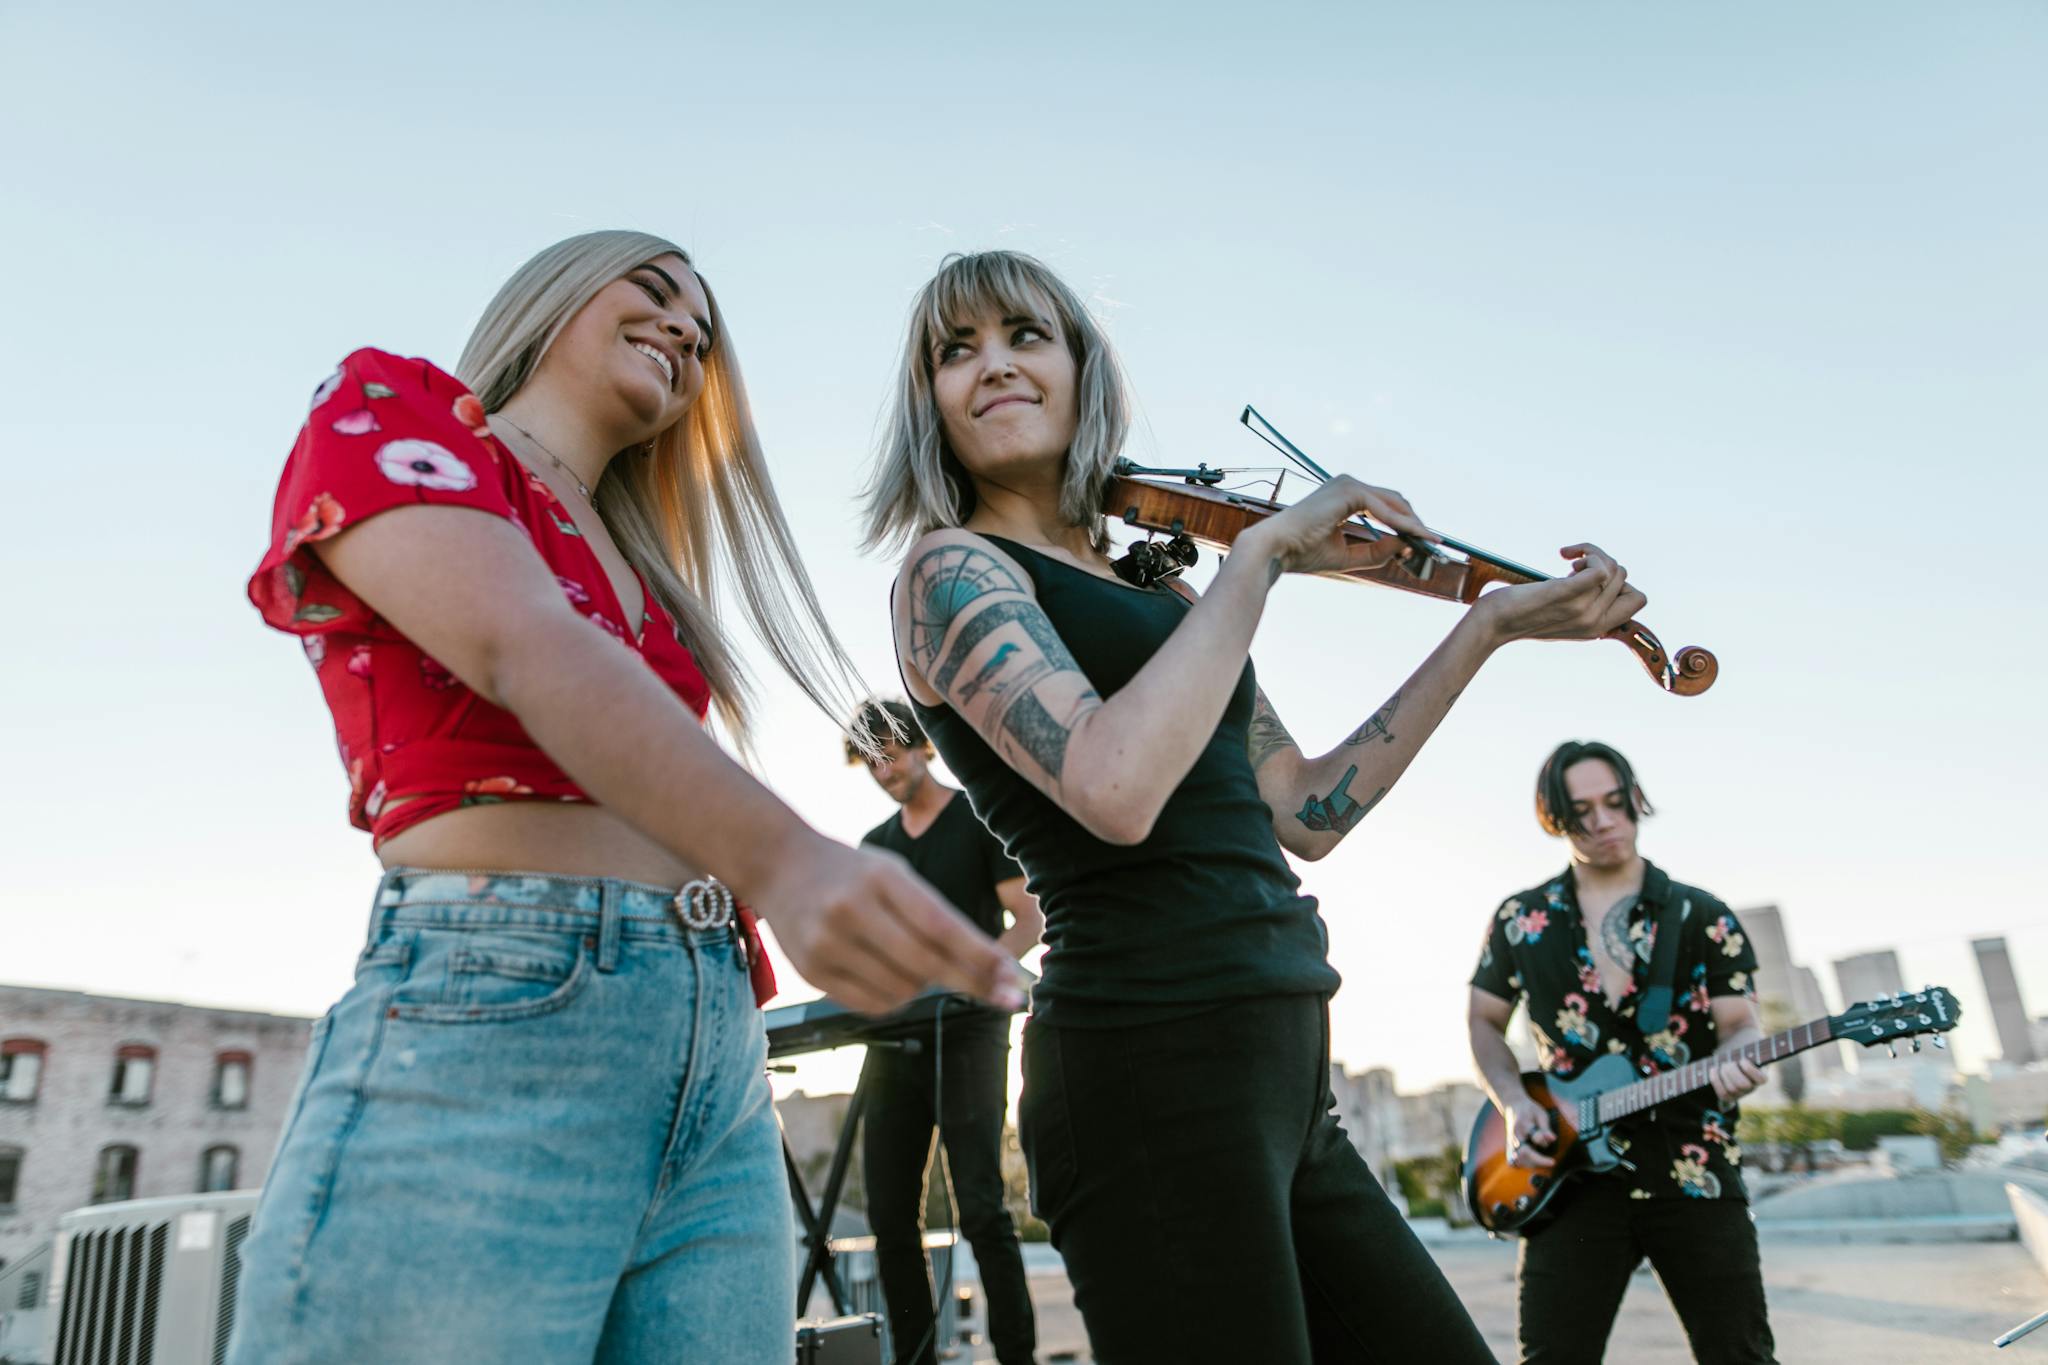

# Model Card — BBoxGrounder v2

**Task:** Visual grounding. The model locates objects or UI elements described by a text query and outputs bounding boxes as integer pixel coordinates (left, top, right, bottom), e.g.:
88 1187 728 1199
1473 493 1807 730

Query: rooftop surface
972 1234 2047 1362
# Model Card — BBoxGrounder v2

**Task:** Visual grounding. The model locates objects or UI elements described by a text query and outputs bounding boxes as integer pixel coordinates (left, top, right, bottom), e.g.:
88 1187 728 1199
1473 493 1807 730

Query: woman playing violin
864 250 1648 1363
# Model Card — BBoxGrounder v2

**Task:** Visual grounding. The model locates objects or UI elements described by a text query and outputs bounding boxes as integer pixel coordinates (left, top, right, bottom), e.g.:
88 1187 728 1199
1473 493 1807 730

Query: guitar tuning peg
1931 1036 1947 1050
1886 1042 1898 1059
1911 1038 1922 1053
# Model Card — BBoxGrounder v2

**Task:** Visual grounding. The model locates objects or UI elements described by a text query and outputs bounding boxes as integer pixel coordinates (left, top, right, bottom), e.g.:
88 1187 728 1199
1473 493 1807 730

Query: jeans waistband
370 867 739 973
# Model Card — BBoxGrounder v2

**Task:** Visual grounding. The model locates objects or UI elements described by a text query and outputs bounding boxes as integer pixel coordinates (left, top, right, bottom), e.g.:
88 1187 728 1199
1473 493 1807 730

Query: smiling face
930 303 1079 488
1560 758 1643 871
533 253 714 442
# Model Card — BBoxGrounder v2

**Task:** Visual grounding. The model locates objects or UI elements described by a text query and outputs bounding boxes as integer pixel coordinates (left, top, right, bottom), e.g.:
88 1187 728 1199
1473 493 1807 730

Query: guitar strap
1633 894 1690 1038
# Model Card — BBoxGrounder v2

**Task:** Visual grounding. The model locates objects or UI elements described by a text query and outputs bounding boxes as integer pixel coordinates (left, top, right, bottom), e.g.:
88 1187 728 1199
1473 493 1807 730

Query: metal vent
139 1222 166 1364
16 1269 40 1310
211 1216 249 1365
52 1222 168 1365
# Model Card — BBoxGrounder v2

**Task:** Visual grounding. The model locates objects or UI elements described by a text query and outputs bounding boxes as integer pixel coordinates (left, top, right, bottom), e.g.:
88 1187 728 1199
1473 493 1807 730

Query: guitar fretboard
1593 1017 1834 1124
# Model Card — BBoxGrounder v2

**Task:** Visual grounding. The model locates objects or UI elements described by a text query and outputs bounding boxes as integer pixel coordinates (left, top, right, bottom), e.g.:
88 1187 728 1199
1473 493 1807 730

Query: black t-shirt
860 788 1022 941
1471 861 1762 1202
912 535 1339 1028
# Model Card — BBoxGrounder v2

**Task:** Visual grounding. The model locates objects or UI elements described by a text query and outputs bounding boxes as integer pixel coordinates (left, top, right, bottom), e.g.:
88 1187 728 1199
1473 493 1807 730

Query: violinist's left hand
1474 543 1645 644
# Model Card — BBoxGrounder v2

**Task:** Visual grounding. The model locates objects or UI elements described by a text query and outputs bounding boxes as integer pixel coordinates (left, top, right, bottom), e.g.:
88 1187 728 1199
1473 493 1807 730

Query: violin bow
1233 406 1718 696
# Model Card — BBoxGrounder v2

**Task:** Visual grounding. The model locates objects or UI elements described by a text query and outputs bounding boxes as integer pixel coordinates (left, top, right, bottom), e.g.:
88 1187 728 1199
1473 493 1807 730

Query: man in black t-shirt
1468 740 1777 1364
845 700 1041 1365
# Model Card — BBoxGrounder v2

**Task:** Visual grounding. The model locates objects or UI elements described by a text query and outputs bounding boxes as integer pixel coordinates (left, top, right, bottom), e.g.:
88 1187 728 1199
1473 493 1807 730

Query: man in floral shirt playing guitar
1468 740 1777 1364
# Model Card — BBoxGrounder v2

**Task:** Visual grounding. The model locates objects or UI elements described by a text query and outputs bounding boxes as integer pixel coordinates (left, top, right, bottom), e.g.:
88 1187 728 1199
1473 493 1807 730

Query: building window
92 1145 138 1204
110 1044 156 1106
16 1270 41 1311
198 1144 240 1193
0 1146 21 1208
213 1051 252 1109
0 1039 44 1103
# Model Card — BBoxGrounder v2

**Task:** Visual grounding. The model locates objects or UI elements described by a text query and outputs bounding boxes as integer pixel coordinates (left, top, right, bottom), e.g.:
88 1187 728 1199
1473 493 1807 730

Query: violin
1103 407 1717 697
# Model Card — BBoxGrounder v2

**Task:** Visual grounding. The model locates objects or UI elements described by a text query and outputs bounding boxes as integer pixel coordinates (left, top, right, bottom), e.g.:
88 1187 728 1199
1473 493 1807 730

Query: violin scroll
1671 646 1718 697
1615 625 1719 697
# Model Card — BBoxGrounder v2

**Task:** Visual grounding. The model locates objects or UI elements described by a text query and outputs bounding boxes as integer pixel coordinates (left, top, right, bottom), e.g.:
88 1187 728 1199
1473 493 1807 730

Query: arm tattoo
998 691 1073 781
958 642 1018 702
1247 689 1296 771
909 553 1099 785
1295 764 1387 835
1343 691 1400 746
932 599 1081 694
907 544 1026 672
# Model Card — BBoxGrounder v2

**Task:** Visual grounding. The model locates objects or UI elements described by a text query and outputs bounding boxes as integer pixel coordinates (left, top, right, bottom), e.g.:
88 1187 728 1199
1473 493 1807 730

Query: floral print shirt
249 348 776 1005
1471 862 1761 1202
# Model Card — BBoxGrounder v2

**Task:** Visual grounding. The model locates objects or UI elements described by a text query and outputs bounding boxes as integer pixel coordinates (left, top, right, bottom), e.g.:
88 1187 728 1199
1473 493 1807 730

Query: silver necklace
497 416 594 502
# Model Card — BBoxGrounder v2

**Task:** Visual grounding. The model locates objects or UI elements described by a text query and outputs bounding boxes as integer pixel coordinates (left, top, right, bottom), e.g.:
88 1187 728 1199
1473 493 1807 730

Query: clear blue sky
2 1 2043 1096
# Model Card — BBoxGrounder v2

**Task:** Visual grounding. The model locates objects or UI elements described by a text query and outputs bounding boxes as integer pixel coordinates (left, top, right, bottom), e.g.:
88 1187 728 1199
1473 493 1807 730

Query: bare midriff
375 798 704 887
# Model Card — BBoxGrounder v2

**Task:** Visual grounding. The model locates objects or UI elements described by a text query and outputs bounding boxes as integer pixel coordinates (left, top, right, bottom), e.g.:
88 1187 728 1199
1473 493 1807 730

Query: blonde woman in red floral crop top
228 231 1021 1365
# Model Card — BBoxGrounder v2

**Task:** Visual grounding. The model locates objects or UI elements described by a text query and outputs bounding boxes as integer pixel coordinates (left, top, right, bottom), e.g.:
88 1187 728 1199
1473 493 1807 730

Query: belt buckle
672 877 735 932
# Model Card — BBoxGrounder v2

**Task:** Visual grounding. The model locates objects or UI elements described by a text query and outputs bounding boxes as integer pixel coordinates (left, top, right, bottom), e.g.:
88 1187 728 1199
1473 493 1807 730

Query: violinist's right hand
1235 474 1438 579
1476 543 1647 644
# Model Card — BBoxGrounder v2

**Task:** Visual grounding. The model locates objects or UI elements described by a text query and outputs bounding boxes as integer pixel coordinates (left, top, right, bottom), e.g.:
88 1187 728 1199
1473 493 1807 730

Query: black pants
860 1012 1035 1365
1018 994 1494 1365
1517 1177 1776 1364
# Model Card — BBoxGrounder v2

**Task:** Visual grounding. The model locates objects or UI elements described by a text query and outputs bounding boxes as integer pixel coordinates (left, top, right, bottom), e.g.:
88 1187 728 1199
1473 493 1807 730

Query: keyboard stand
781 1039 921 1314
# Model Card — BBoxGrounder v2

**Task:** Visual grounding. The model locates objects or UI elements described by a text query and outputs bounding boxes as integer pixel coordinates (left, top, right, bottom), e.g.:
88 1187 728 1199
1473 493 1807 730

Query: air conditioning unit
42 1190 259 1365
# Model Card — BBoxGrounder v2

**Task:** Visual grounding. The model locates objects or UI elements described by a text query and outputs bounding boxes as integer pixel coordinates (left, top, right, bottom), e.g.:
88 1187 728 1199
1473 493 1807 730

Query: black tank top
910 535 1340 1026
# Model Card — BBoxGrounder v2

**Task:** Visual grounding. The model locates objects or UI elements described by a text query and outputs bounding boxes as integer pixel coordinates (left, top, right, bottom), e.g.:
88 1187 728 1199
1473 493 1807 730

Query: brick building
0 984 313 1272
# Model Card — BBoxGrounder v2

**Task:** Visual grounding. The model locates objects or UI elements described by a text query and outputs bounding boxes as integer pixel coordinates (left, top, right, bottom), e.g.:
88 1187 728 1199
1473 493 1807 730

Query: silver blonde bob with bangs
456 229 864 745
860 250 1131 553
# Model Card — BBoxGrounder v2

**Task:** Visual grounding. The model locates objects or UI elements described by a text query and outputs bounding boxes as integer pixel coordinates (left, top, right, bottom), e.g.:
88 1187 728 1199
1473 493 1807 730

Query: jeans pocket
389 930 595 1024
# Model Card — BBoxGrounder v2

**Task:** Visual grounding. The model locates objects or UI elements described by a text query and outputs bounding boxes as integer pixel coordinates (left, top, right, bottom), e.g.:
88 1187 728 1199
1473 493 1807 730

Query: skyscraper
1835 949 1906 1009
1974 936 2037 1066
1737 905 1844 1092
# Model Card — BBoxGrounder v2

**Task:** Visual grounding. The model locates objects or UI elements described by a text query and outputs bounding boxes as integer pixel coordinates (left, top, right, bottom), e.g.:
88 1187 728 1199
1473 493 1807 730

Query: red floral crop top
250 349 777 1002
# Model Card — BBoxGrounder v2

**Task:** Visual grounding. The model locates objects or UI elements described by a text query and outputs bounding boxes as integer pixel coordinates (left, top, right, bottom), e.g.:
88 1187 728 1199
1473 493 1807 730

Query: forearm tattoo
1247 689 1296 771
1343 691 1400 747
1295 764 1387 835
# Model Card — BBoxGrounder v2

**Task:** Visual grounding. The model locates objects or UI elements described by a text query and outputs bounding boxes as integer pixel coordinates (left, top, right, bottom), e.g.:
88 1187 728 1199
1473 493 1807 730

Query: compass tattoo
907 544 1027 670
1343 691 1400 747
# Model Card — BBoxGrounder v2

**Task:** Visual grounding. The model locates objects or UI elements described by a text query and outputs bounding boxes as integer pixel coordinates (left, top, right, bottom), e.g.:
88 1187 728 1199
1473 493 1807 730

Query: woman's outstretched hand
1475 543 1647 644
748 834 1026 1016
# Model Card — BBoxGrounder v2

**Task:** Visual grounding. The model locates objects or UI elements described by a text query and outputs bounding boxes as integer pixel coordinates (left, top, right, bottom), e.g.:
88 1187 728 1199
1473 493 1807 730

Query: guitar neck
1593 1017 1834 1124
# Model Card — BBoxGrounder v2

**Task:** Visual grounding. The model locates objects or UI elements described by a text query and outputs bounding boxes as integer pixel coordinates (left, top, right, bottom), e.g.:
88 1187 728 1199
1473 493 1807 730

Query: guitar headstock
1832 986 1962 1052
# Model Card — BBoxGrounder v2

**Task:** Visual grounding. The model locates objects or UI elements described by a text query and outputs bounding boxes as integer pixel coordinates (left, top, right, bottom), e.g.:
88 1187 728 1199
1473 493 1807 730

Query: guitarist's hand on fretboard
1708 1050 1767 1106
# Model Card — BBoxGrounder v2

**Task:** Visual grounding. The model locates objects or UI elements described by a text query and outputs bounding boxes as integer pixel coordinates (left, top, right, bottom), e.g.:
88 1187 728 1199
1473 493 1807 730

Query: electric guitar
1462 986 1962 1235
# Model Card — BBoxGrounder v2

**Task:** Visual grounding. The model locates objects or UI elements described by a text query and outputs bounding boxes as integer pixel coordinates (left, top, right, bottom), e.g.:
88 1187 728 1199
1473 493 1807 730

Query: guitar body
1462 1054 1640 1236
1460 987 1961 1235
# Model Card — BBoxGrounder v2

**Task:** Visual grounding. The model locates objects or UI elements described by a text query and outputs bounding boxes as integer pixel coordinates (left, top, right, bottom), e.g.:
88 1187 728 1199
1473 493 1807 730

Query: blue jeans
228 869 793 1364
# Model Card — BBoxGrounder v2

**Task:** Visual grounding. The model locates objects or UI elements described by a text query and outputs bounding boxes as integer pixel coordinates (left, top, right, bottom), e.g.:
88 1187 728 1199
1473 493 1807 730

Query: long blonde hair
861 250 1131 554
456 229 861 744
